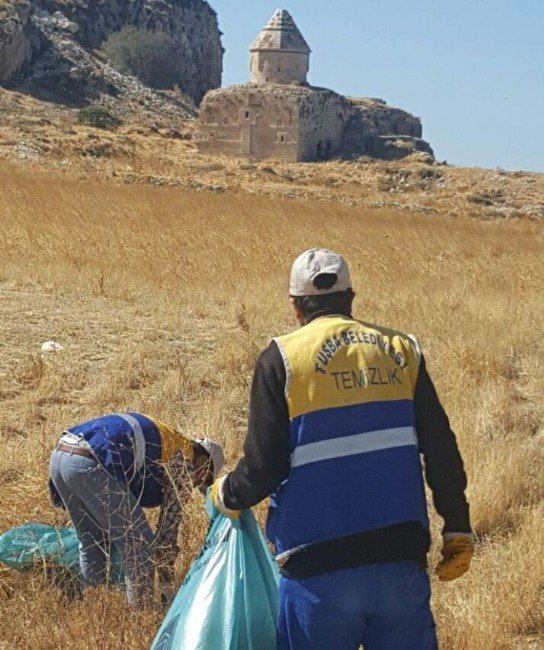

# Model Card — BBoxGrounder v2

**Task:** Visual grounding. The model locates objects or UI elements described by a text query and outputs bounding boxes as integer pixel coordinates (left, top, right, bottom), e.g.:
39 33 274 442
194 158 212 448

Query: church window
245 111 250 118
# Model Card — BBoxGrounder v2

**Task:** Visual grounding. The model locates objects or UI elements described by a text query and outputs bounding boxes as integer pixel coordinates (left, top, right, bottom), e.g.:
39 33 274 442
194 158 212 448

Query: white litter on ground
41 341 64 353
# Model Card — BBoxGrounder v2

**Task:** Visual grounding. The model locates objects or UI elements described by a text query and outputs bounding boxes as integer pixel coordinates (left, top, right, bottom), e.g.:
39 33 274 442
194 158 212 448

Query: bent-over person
49 412 224 608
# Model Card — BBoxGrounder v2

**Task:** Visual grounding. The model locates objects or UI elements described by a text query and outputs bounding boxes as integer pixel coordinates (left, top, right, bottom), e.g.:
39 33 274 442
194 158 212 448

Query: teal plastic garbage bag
0 523 122 582
151 497 280 650
0 523 80 571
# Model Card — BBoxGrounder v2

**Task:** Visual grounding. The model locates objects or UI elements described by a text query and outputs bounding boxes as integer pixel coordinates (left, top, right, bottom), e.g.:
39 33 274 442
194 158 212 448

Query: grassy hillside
1 87 543 223
0 164 542 649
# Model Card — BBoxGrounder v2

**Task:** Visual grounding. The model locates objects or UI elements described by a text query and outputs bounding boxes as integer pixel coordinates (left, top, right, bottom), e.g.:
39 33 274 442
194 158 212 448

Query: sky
210 0 544 173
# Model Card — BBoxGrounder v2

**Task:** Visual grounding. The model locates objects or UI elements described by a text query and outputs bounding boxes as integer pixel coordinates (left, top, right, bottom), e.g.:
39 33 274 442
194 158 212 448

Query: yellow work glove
210 476 241 519
436 533 474 582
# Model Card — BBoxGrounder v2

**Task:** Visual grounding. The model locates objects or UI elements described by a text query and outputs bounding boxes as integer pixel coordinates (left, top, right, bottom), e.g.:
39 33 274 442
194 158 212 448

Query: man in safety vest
212 249 474 649
49 413 224 609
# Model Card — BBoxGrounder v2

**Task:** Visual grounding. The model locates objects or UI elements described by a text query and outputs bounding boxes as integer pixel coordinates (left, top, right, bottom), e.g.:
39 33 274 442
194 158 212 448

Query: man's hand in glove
211 476 241 519
436 533 474 582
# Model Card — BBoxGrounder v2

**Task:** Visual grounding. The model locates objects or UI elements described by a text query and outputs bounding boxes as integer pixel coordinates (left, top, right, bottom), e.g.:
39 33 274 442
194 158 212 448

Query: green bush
100 26 179 90
77 106 122 130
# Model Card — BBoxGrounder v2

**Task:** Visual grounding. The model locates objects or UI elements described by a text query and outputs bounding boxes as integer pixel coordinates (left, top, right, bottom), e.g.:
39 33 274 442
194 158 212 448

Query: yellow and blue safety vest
68 413 192 507
266 315 429 561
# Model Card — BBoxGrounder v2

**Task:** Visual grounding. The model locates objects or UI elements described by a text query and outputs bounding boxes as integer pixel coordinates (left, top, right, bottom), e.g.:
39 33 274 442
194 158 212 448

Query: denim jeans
278 561 438 650
49 448 155 609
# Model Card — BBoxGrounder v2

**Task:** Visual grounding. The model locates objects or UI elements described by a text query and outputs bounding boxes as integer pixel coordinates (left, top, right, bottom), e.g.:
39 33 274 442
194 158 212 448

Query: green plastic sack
0 523 122 582
151 497 280 650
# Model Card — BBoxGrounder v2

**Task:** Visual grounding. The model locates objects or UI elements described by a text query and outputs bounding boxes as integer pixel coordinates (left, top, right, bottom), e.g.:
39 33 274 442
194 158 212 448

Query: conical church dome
250 9 311 85
251 9 311 55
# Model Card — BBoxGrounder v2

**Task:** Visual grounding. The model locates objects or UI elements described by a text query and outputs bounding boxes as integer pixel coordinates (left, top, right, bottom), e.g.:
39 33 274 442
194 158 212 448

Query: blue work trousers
49 449 155 608
278 561 438 650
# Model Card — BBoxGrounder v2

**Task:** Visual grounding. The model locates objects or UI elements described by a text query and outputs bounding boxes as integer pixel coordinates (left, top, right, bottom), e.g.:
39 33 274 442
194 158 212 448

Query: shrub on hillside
100 26 178 90
77 106 122 130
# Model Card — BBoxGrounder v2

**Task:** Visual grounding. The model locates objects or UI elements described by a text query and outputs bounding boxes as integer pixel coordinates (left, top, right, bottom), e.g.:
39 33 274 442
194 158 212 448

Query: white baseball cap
290 249 352 297
196 438 224 480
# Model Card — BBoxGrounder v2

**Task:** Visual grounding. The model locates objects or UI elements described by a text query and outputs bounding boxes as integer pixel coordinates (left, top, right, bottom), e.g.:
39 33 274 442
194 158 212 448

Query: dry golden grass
0 162 543 649
2 87 544 224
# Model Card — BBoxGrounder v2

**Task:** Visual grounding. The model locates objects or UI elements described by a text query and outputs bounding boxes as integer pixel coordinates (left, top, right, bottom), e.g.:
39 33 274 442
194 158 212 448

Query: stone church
197 9 433 162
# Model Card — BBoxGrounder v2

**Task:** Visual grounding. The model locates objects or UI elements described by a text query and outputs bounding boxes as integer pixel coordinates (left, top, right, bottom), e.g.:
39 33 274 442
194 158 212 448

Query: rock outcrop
348 97 423 139
0 0 222 104
0 2 41 81
12 9 200 126
344 97 434 161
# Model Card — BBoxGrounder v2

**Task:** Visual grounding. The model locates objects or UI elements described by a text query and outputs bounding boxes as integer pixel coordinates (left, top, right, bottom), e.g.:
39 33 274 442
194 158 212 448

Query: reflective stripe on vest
290 425 418 469
114 412 146 474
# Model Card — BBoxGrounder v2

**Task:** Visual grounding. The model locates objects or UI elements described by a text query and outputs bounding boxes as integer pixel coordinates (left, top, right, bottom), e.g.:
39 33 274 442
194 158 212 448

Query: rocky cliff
0 2 40 81
346 97 434 160
0 0 222 104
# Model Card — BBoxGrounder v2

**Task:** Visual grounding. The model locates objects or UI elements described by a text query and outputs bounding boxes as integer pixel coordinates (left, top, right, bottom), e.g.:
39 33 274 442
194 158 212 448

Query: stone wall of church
295 89 355 161
250 51 309 85
198 84 301 161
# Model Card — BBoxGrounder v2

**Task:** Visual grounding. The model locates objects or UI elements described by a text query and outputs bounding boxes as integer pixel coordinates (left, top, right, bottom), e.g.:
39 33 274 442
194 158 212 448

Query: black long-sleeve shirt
223 331 471 579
